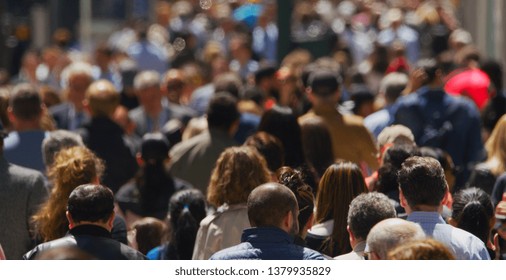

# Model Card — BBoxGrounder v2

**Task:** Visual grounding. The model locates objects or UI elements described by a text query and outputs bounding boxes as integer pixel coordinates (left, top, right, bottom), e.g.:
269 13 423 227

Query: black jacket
78 117 138 193
23 225 146 260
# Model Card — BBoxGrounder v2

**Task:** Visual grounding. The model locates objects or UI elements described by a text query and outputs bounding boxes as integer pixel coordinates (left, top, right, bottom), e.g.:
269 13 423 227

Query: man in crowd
335 192 397 260
169 92 239 193
394 59 483 190
0 120 48 259
24 184 145 260
210 183 325 260
365 218 426 260
3 83 48 173
50 62 94 131
79 80 138 193
399 156 490 259
299 70 378 172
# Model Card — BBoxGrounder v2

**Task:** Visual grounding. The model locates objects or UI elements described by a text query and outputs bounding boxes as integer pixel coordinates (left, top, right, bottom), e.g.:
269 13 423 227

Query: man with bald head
210 183 325 260
365 218 426 260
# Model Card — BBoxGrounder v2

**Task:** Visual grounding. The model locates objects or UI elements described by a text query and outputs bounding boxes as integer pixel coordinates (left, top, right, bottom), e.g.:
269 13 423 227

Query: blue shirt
210 227 325 260
407 212 490 260
3 130 48 173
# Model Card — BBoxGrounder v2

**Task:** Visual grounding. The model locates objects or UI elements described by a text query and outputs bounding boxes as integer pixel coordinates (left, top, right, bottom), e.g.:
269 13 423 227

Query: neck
13 120 41 131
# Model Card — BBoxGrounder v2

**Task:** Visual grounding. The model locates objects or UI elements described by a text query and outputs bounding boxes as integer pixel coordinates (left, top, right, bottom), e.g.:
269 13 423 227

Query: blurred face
68 74 93 104
137 85 162 113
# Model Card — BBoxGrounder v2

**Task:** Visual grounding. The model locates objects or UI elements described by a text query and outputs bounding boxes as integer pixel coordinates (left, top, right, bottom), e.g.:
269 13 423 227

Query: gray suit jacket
0 157 48 259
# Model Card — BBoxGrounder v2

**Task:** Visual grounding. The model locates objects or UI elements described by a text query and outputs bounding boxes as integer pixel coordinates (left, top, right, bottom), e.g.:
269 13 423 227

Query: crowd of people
1 0 506 260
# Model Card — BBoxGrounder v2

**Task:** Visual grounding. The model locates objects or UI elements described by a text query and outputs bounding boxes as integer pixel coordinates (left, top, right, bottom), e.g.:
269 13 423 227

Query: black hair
452 187 494 244
167 189 207 260
67 184 114 223
376 143 421 195
206 92 240 130
416 59 439 84
258 106 305 168
136 133 175 219
481 60 503 91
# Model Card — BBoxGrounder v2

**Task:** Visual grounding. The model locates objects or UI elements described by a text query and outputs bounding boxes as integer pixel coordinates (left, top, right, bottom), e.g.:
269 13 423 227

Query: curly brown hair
32 146 105 242
207 146 270 207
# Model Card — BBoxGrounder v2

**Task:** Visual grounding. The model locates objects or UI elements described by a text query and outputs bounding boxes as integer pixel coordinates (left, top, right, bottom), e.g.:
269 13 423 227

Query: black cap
141 133 170 162
309 70 340 97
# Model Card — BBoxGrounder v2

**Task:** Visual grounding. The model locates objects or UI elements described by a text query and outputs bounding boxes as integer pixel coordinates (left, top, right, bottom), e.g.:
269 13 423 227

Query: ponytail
457 200 490 243
173 205 199 260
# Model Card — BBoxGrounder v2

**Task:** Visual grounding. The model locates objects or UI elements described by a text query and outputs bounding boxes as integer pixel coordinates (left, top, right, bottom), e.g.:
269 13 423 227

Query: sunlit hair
32 146 105 242
207 146 270 207
315 161 367 256
485 114 506 176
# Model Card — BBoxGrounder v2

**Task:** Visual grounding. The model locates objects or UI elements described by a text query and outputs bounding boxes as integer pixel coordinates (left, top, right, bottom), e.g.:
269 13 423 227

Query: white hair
134 70 161 90
60 61 95 89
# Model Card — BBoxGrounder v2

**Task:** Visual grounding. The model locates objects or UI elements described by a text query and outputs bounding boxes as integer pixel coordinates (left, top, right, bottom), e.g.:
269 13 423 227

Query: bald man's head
247 183 298 233
366 218 426 260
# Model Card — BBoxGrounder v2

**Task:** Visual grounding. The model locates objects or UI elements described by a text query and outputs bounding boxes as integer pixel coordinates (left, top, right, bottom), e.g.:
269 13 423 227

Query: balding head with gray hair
366 218 425 260
134 70 161 91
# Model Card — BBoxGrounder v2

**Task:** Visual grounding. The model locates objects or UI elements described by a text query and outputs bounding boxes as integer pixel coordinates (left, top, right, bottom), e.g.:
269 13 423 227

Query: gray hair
134 71 161 91
366 218 425 259
379 72 408 103
60 61 95 89
42 130 84 167
347 192 396 241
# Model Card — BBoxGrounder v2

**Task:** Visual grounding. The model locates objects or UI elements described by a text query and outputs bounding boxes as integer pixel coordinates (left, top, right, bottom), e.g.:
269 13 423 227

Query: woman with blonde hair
192 146 271 259
467 114 506 194
32 146 104 242
306 161 367 257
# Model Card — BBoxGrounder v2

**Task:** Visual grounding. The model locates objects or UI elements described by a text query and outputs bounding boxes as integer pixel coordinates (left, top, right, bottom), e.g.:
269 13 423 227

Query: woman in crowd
306 161 367 257
467 114 506 195
116 133 188 227
32 146 105 242
450 187 499 259
277 167 315 247
192 146 271 259
257 105 306 168
299 115 334 181
147 189 207 260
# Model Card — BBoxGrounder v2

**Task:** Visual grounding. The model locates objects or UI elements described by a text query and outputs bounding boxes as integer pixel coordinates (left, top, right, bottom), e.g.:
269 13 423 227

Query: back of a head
42 130 84 167
244 131 285 173
300 115 334 176
130 217 167 255
451 187 494 244
141 132 170 163
247 182 298 229
480 60 503 91
206 92 240 130
213 72 243 99
308 70 340 98
377 125 415 150
387 239 455 260
168 189 207 259
60 61 94 89
9 83 42 121
316 161 367 223
379 72 408 103
85 80 120 117
366 218 426 260
67 184 114 224
277 167 315 235
347 192 396 241
376 141 420 194
415 59 439 84
207 146 270 207
258 106 304 168
398 156 447 208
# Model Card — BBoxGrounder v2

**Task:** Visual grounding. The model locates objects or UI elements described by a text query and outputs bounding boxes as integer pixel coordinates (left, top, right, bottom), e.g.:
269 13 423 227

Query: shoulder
302 247 326 260
128 107 144 119
6 162 46 188
209 243 257 260
23 236 77 260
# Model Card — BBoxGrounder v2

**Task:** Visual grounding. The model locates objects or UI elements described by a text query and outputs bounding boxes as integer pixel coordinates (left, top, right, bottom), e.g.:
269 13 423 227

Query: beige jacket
192 203 250 260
